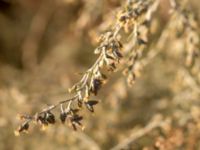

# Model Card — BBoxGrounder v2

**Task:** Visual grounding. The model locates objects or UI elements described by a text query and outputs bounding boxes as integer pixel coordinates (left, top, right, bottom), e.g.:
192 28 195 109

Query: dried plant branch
1 0 200 149
17 0 199 138
110 116 171 150
170 0 199 67
122 0 160 86
15 0 161 135
179 67 200 93
169 0 200 93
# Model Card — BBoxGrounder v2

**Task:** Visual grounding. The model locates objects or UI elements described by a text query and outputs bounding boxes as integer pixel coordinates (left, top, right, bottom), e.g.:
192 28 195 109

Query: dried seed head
71 115 83 122
60 112 67 124
14 121 29 136
15 0 161 135
69 114 83 131
90 79 102 95
36 115 48 126
112 50 123 60
119 15 128 22
70 108 80 115
85 100 99 113
46 112 55 124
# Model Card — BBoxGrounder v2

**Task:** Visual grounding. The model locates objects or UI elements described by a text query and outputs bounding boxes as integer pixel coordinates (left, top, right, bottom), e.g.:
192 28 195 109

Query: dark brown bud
18 122 29 132
85 100 98 112
15 121 30 136
113 50 123 59
69 114 83 131
90 79 102 95
70 108 80 114
71 123 77 131
71 115 83 122
46 112 55 124
37 115 48 125
60 112 67 124
119 15 127 22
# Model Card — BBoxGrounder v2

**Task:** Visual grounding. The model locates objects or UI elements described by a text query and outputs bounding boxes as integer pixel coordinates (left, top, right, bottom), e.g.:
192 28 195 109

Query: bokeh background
0 0 200 149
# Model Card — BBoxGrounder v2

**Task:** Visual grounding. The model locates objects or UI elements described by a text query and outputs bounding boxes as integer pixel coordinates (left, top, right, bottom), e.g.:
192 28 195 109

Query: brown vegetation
0 0 200 149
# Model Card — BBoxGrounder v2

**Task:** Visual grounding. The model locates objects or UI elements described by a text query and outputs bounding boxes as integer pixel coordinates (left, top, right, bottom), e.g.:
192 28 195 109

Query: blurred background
0 0 200 149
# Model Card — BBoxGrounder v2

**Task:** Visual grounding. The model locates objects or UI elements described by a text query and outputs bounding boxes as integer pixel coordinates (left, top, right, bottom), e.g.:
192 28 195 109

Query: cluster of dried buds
68 30 124 100
15 2 125 136
168 0 200 88
120 0 160 86
15 99 99 135
170 0 200 67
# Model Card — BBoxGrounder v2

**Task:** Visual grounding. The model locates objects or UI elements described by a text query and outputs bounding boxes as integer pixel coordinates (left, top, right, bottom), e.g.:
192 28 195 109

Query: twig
110 117 170 150
16 0 161 135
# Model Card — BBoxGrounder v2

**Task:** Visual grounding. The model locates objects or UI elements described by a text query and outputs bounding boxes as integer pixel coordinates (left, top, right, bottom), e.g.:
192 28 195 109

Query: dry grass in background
0 0 200 149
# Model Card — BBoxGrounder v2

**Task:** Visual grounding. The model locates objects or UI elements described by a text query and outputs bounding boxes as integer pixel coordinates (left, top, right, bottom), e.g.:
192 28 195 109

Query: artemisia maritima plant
15 0 199 142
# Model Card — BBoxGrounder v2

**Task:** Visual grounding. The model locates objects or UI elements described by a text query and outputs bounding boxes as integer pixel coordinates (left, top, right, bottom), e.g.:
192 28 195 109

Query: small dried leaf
85 100 98 112
85 100 99 106
119 15 127 22
37 115 48 125
60 112 67 124
19 122 29 132
46 112 55 124
113 50 123 59
71 115 83 122
90 79 102 95
15 121 29 136
72 123 77 131
70 108 80 114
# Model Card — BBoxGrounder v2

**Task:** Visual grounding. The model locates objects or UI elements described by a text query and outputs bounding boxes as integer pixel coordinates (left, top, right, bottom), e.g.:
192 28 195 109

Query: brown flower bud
85 100 98 112
46 112 55 124
60 112 67 124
